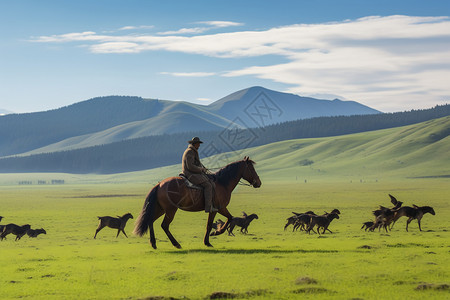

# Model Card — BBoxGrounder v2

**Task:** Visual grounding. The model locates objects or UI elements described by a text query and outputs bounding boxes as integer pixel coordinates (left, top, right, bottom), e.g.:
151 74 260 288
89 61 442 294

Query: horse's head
123 213 134 219
242 156 261 188
331 208 341 215
424 206 435 215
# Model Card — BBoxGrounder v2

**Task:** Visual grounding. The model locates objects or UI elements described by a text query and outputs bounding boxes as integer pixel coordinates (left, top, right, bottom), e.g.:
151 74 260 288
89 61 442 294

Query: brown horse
134 156 261 249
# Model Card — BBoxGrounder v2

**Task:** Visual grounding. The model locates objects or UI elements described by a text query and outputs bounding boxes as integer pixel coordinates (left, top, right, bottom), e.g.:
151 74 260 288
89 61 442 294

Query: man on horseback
182 137 218 213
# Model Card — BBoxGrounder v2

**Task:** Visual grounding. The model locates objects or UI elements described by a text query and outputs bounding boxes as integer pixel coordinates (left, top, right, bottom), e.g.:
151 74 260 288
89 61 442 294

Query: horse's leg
149 205 164 249
406 217 413 232
228 223 235 236
94 222 105 239
204 212 217 247
211 208 233 236
117 228 128 238
416 215 423 231
161 208 181 249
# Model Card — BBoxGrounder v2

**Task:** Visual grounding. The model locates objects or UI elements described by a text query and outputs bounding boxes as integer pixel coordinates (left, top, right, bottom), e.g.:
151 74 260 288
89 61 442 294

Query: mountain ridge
0 105 448 174
0 87 380 157
0 115 448 176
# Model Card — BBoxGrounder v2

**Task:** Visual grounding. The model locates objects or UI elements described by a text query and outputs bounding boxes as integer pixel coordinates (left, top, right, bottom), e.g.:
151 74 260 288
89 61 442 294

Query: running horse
134 156 261 249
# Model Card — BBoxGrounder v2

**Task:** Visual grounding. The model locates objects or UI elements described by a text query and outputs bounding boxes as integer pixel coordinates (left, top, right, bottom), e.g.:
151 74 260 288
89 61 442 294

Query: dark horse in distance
134 157 261 249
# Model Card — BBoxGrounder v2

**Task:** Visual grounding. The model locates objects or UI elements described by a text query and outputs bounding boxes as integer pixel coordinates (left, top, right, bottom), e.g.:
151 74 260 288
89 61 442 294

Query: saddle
179 174 202 190
179 173 217 190
179 173 219 209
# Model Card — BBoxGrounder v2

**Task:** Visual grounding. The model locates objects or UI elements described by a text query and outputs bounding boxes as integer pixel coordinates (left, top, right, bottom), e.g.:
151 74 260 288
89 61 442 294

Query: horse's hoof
174 244 182 249
205 243 213 248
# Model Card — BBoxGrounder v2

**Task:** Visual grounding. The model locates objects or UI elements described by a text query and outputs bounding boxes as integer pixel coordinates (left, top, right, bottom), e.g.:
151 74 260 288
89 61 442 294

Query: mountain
207 86 380 127
0 87 380 157
0 96 229 157
0 106 448 174
0 116 448 177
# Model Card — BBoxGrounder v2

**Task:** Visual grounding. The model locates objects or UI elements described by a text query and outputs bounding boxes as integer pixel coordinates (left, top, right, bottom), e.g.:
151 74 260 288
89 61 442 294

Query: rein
238 180 253 187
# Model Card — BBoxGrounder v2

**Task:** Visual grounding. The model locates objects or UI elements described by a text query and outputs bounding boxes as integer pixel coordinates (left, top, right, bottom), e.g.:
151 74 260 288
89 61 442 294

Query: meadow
1 118 449 299
0 178 449 300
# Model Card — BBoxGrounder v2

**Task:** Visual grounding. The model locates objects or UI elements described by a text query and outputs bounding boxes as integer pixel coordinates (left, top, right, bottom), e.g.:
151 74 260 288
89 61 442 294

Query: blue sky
1 0 449 113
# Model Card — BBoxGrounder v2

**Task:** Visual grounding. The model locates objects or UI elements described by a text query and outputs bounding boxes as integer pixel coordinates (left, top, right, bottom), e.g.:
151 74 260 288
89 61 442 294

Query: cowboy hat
188 137 203 144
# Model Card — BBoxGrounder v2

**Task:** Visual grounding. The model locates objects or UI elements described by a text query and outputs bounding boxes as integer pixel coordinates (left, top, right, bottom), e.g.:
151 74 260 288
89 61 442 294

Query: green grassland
0 117 449 299
0 181 448 299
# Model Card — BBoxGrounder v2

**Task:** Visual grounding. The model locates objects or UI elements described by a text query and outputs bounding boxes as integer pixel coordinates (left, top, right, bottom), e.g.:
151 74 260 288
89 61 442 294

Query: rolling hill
159 115 449 182
0 87 380 157
0 113 448 176
238 116 450 180
0 116 447 184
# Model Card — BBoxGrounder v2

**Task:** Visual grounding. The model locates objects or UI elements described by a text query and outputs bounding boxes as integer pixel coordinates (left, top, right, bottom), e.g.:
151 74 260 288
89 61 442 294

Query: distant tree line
0 104 448 174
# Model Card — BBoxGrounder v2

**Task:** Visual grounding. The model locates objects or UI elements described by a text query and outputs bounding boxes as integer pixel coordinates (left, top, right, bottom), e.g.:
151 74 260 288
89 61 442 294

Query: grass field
1 117 449 299
0 179 448 299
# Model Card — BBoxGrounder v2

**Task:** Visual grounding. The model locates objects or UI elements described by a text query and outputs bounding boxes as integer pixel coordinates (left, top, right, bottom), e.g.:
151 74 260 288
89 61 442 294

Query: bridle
238 160 260 187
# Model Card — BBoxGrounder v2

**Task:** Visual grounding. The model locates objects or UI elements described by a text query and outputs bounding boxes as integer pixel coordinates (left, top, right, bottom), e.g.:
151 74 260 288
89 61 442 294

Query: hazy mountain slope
207 86 380 127
23 111 238 154
0 115 448 175
0 87 380 157
0 96 171 156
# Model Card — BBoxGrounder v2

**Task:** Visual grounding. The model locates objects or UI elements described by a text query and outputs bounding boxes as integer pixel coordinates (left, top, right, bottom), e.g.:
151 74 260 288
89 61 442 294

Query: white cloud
160 72 216 77
196 21 244 27
32 31 98 43
157 20 243 35
157 27 210 35
119 25 154 30
31 15 450 111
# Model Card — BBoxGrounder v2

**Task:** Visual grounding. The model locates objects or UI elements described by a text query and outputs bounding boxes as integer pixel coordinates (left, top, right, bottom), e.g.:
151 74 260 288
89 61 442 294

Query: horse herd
284 194 435 234
360 194 435 232
0 193 435 244
284 209 341 234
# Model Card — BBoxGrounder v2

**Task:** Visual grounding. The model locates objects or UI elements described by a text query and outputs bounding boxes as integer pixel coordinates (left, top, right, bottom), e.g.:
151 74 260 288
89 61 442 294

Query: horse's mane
213 159 255 186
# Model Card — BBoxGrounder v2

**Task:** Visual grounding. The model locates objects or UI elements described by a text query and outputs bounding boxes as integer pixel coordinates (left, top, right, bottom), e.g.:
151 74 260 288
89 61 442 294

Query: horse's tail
133 184 159 237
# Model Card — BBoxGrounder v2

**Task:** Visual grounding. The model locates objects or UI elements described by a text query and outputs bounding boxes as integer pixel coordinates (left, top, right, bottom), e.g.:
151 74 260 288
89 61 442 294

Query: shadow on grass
163 248 339 255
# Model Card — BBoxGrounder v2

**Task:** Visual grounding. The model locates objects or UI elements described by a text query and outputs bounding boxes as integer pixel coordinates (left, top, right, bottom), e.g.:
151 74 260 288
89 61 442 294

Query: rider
181 137 218 213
